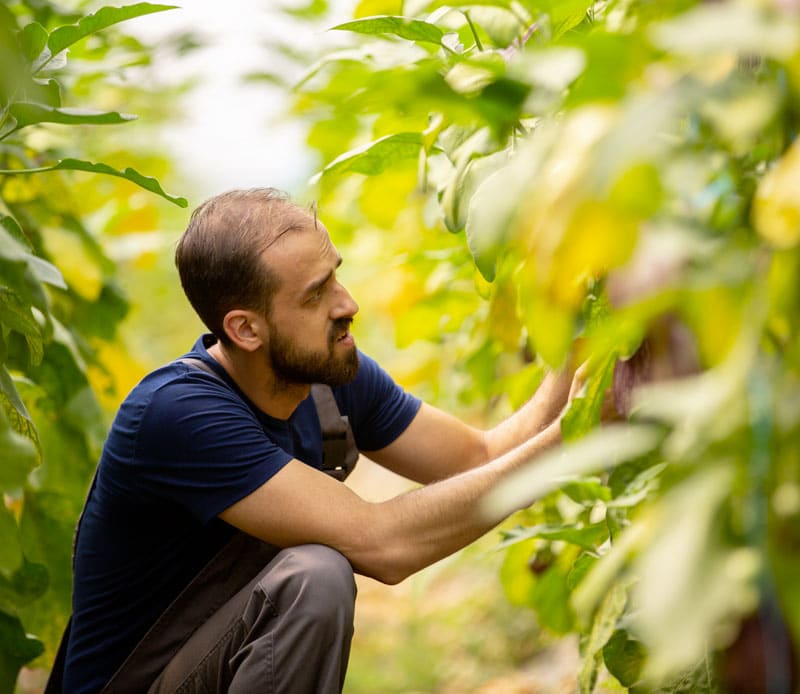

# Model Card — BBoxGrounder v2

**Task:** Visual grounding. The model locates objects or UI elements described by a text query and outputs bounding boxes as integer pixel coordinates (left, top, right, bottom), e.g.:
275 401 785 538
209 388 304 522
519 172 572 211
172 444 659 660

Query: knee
270 544 356 624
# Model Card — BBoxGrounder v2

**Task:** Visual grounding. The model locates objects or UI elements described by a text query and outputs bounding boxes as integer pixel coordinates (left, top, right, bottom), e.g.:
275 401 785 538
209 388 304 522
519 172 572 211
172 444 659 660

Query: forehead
262 222 338 287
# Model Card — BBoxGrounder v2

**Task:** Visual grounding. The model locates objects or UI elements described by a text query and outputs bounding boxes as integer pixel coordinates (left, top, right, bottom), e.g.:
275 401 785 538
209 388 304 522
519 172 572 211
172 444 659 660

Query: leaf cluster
0 1 186 687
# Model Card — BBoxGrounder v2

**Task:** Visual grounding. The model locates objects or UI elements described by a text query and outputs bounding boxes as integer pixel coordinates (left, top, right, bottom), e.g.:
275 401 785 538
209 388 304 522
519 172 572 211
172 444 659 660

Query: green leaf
0 610 44 691
45 3 178 62
26 255 66 290
0 365 40 457
332 15 444 45
442 149 509 233
0 559 49 614
531 564 575 634
0 159 188 207
579 579 631 693
0 407 38 490
8 102 136 130
603 629 645 688
562 478 612 505
499 522 609 551
17 22 48 63
313 132 425 181
0 290 43 364
561 351 617 441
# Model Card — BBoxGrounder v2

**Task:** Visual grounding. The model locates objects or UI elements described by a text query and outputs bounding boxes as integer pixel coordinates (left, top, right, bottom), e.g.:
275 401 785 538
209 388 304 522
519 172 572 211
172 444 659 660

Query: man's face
260 222 360 387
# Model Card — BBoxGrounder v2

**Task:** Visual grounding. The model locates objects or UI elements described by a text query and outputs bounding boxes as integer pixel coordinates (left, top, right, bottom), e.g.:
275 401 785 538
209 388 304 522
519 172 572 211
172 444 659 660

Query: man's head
176 188 310 345
176 188 359 387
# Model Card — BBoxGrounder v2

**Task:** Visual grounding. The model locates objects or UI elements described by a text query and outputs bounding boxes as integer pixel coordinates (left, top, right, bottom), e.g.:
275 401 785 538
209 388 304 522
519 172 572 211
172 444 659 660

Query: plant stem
463 11 484 51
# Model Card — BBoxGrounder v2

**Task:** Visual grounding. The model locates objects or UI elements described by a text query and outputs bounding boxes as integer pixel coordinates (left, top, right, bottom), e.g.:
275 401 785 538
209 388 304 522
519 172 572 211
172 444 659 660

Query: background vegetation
2 0 800 692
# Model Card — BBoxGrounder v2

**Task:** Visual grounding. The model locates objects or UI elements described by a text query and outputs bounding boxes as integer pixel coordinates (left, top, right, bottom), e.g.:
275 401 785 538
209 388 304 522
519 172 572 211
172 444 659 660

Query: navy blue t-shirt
63 334 421 692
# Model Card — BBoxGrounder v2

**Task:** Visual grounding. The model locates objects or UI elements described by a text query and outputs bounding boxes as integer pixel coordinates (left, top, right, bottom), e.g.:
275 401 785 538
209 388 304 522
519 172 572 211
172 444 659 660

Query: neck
207 341 309 420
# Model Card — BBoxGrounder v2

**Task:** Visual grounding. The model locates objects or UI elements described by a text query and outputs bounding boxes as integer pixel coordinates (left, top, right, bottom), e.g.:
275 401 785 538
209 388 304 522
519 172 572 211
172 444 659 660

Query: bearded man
56 188 578 693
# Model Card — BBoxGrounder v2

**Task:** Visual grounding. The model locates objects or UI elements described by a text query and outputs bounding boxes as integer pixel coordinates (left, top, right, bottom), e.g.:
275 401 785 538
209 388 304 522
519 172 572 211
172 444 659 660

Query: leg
150 544 356 694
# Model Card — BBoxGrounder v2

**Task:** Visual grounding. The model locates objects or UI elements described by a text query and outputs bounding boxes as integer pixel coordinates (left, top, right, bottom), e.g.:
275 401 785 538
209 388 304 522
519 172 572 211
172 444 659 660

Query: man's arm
365 368 575 484
219 416 561 585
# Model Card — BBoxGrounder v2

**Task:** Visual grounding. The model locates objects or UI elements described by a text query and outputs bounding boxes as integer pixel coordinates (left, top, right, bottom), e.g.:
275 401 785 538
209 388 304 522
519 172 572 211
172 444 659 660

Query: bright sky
130 1 347 197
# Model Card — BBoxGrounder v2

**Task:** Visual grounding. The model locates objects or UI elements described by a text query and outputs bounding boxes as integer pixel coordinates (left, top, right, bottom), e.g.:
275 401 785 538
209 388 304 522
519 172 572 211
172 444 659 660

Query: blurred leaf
603 629 645 688
753 137 800 249
0 505 22 577
0 407 38 489
442 149 508 232
533 0 593 40
484 424 663 520
562 477 612 505
499 538 537 606
531 563 574 634
0 611 44 691
499 522 609 551
313 132 425 180
332 15 444 45
579 579 631 694
633 466 759 683
649 3 800 60
17 22 48 64
0 559 48 614
0 159 188 207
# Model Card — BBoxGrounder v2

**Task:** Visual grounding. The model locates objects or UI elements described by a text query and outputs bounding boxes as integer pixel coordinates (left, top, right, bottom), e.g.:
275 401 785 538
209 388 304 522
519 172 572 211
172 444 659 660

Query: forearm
352 421 562 584
483 369 572 461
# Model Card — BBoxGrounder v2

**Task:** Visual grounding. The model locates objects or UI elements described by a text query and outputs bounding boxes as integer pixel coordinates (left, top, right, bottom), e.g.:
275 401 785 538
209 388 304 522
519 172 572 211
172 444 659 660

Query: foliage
0 1 186 689
278 0 800 690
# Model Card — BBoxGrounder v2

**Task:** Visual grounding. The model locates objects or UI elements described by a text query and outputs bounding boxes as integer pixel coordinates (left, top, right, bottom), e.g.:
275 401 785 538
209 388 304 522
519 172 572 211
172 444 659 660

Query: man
61 188 577 693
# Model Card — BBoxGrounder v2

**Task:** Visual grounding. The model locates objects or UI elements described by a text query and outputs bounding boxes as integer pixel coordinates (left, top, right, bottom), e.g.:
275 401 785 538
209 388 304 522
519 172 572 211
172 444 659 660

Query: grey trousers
112 544 356 694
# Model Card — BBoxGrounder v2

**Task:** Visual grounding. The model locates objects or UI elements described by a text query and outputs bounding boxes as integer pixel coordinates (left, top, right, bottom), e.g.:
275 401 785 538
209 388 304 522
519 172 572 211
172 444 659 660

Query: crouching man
55 188 579 693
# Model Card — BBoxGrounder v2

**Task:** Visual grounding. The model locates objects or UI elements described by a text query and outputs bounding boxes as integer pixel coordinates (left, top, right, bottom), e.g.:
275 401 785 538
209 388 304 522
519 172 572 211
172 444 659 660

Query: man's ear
221 309 264 352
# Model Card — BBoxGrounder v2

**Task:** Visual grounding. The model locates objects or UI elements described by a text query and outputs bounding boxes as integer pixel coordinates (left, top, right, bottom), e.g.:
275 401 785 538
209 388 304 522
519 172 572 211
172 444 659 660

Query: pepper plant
274 0 800 689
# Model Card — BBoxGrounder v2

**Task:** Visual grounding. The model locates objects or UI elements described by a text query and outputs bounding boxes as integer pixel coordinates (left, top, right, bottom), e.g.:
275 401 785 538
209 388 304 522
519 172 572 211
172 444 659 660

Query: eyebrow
302 256 343 298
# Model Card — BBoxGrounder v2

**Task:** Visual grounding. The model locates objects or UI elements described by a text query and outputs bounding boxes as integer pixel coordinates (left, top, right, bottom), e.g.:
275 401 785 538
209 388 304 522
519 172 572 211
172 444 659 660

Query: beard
267 316 359 387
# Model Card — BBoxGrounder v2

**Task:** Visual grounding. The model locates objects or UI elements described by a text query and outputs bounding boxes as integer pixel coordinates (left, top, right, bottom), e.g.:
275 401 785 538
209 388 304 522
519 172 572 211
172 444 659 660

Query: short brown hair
175 188 312 344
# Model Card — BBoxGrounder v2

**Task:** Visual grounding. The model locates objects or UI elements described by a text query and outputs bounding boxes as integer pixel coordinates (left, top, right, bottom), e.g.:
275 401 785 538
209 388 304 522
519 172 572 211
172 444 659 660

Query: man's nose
332 282 358 318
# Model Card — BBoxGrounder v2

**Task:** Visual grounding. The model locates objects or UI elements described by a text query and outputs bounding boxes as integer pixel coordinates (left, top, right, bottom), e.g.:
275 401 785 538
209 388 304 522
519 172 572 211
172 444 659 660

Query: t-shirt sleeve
130 376 291 524
339 352 422 452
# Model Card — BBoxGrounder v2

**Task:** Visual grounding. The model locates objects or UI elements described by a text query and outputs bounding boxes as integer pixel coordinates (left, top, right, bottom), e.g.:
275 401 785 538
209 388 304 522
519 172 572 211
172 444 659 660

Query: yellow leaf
549 199 639 307
753 139 800 249
43 227 103 301
680 286 743 366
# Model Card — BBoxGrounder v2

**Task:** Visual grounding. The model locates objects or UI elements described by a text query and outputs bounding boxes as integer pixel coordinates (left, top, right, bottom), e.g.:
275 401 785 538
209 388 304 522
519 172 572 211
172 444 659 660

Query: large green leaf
312 132 425 180
41 3 177 69
332 15 444 45
0 159 188 207
8 102 136 131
